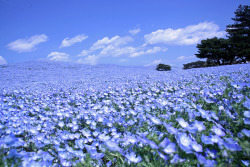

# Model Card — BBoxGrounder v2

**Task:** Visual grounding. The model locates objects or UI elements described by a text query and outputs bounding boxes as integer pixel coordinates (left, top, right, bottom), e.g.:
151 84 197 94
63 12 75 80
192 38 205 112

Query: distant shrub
156 64 171 71
183 61 206 70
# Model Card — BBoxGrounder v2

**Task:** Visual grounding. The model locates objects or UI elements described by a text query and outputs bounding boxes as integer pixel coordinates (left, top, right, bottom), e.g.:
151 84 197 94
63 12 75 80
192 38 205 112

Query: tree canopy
156 64 171 71
193 5 250 67
226 5 250 62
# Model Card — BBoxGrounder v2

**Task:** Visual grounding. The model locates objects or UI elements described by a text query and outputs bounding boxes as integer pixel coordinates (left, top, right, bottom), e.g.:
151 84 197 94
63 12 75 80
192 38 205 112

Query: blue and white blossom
0 62 249 166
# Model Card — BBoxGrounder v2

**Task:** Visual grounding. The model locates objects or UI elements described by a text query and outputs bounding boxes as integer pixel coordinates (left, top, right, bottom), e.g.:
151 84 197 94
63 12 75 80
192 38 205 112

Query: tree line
157 5 249 71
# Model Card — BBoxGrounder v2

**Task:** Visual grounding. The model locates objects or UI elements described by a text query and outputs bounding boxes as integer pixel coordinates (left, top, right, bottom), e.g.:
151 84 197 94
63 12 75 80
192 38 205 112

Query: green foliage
156 64 171 71
195 37 234 66
183 61 206 70
194 5 250 67
226 5 250 63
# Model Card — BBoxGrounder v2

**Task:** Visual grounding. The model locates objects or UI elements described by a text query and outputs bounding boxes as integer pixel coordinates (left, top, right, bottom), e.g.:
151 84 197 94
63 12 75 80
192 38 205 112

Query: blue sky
0 0 249 67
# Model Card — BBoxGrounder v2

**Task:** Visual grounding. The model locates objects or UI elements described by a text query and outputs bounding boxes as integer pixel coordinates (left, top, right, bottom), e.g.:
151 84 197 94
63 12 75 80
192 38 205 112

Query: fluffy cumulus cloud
177 55 196 61
47 52 70 62
144 59 162 67
130 47 166 57
0 56 7 65
77 55 99 65
129 28 141 35
7 34 48 52
77 35 167 65
144 22 226 45
60 34 88 48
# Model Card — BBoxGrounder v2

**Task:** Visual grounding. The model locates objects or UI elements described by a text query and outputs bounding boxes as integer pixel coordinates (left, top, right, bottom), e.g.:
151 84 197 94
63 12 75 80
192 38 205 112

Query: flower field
0 61 250 167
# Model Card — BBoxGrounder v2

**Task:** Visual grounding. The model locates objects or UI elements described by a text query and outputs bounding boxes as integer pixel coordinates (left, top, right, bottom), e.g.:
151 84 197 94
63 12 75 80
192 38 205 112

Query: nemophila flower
242 129 250 137
177 118 189 128
177 133 193 153
218 105 224 110
159 137 170 148
104 140 123 153
241 160 249 166
149 116 161 125
163 122 178 135
210 111 219 121
193 120 206 132
205 148 218 159
106 161 112 167
191 141 203 152
60 159 72 167
211 125 226 137
201 134 214 145
196 153 207 165
244 118 250 125
243 98 250 109
223 138 242 151
244 111 250 118
125 152 142 163
170 154 185 164
147 139 159 150
123 135 138 145
210 135 223 145
158 151 169 161
163 142 176 154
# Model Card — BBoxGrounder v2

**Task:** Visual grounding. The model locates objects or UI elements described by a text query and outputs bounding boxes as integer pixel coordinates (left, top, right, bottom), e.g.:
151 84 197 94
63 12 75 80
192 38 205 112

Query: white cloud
91 36 133 50
177 55 195 61
77 55 99 65
144 22 226 45
129 28 141 35
7 34 48 53
77 35 167 65
78 36 134 57
60 34 88 48
0 56 7 65
130 46 165 57
144 59 162 67
47 52 70 62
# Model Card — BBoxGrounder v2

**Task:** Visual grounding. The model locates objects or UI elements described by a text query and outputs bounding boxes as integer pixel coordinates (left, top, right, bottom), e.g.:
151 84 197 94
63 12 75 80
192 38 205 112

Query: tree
183 61 206 70
226 5 250 62
195 37 234 65
156 64 171 71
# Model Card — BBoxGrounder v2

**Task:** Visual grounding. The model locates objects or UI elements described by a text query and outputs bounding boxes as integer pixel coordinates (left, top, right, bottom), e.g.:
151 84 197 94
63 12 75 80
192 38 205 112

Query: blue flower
196 153 207 165
177 118 189 128
149 116 161 125
163 122 178 135
242 129 250 137
193 120 206 132
201 134 214 145
177 133 193 153
243 97 250 109
244 118 250 125
106 161 112 167
125 152 142 163
211 125 225 137
163 142 176 154
210 135 223 146
170 154 185 164
241 160 249 166
159 137 170 148
90 151 105 160
244 111 250 118
158 151 168 161
223 138 242 151
104 140 123 153
205 148 218 159
191 141 203 152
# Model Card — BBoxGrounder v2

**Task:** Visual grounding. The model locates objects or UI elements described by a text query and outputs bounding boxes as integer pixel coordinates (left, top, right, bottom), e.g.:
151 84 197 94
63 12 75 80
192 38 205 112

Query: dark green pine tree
226 5 250 63
195 37 233 65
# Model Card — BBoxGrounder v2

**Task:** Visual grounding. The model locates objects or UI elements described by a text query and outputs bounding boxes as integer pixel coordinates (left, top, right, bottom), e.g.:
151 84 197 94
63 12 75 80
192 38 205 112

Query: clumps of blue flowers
0 62 249 166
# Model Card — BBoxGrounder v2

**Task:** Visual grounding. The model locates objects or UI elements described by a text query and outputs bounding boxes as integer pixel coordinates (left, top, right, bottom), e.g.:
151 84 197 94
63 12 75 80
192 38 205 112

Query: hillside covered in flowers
0 61 249 166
